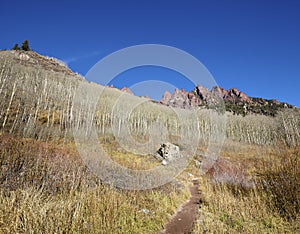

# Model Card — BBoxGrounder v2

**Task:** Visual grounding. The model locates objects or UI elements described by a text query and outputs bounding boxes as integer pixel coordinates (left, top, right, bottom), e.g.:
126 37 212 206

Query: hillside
1 50 299 146
0 50 299 233
0 50 81 76
2 49 296 117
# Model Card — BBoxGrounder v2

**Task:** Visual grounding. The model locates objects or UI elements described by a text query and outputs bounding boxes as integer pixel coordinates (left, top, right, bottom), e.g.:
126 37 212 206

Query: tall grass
256 146 300 220
194 144 300 233
0 134 190 233
1 51 300 233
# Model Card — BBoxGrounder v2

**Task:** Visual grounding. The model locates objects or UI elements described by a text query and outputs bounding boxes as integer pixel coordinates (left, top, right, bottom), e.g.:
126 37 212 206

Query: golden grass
0 185 190 234
1 51 300 233
100 139 160 170
193 144 300 233
194 180 297 233
0 134 190 233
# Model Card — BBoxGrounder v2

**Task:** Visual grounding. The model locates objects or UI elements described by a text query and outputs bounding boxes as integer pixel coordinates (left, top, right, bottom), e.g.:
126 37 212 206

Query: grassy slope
0 51 193 233
194 144 300 233
0 50 300 233
0 134 191 233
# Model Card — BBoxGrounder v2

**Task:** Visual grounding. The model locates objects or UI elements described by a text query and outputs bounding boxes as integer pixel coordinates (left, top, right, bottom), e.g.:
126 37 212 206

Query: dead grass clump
255 146 300 220
205 157 253 189
0 134 87 195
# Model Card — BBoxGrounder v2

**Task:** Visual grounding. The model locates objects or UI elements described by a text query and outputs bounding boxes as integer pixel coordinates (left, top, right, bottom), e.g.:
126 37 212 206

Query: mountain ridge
159 84 295 116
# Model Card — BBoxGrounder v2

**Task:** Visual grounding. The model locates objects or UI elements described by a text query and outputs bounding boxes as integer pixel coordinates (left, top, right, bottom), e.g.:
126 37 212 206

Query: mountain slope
1 49 300 234
0 49 299 147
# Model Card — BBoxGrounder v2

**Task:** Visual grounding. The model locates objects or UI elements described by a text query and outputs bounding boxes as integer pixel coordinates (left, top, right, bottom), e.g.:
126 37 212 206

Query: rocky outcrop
19 53 30 61
161 84 252 108
9 50 80 77
161 88 204 109
154 142 181 165
159 84 294 116
194 84 210 100
121 87 133 94
161 90 172 105
225 88 251 103
211 86 227 98
106 85 133 95
160 84 226 109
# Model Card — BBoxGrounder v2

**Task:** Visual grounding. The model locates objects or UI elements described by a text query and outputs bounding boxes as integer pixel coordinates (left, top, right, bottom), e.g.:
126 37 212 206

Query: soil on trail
161 179 201 234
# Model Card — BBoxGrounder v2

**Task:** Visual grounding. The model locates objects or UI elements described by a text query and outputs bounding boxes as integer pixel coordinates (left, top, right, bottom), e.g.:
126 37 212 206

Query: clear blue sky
1 0 299 107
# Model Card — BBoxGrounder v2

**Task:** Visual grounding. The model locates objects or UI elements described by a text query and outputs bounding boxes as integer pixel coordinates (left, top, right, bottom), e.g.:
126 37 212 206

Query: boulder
154 142 181 165
19 53 30 61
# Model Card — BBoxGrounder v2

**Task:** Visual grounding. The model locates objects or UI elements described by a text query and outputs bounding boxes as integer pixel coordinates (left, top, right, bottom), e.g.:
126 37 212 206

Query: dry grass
1 51 300 233
194 144 300 233
101 140 160 170
0 134 190 233
255 146 300 220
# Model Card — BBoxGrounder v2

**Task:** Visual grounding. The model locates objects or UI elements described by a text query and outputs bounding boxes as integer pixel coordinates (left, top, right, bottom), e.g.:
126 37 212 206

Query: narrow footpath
161 179 202 234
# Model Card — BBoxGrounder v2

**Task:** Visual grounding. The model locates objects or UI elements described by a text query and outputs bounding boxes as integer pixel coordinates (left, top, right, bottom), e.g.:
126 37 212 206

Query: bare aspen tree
9 102 21 134
2 81 17 128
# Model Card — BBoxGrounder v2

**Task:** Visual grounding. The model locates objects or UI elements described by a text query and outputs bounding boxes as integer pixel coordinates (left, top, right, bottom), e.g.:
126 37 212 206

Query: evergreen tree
12 43 20 50
21 40 31 51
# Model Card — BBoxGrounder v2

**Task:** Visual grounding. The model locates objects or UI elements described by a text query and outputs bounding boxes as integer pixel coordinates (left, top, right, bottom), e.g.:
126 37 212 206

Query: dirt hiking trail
160 179 202 234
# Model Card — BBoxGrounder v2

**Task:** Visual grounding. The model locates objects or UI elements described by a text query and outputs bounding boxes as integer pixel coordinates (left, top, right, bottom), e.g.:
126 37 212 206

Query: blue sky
1 0 300 107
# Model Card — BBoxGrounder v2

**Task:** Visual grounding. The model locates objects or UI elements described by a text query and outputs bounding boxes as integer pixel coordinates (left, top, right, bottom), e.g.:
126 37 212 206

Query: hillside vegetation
0 50 299 233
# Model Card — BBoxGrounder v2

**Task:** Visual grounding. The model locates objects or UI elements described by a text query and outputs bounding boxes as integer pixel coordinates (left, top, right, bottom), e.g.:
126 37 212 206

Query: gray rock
154 142 181 165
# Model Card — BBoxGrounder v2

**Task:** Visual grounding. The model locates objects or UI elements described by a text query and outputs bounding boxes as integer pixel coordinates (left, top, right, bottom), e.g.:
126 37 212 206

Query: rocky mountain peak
161 88 193 109
194 84 210 100
121 87 133 94
159 84 293 116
